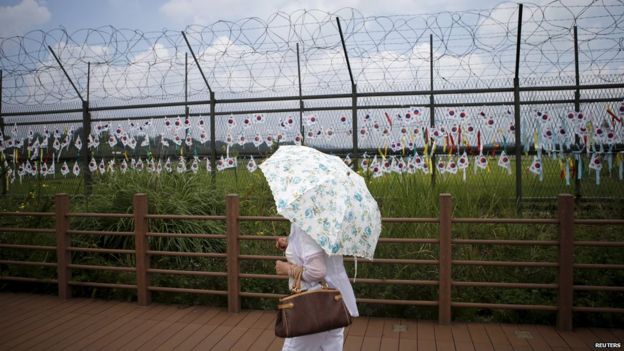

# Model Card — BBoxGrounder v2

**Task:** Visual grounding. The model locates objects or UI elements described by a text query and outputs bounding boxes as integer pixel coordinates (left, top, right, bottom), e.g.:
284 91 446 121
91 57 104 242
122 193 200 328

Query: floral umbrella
259 145 382 259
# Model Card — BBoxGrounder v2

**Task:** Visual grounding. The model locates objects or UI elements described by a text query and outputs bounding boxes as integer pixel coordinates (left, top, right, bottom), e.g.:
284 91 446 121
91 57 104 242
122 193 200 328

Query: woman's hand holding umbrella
275 237 288 250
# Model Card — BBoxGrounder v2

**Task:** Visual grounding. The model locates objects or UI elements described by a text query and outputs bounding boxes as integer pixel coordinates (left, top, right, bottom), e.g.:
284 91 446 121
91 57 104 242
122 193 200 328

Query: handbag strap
292 269 303 293
291 269 329 293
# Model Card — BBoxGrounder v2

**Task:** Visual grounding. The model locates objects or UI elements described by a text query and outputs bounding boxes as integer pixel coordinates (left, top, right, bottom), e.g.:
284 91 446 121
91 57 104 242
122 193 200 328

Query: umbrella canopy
259 145 381 259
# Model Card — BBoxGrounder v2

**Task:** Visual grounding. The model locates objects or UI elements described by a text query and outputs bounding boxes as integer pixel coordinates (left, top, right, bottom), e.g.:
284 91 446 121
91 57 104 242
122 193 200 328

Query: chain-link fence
1 2 623 204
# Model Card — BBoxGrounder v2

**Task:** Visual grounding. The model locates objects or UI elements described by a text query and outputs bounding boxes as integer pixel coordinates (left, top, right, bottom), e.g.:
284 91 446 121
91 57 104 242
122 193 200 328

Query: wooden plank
344 335 364 351
253 311 277 330
436 323 456 351
86 314 148 350
15 312 93 351
398 338 418 351
348 317 369 336
573 328 600 349
176 305 220 324
366 318 385 337
500 324 532 351
610 328 624 341
228 327 263 351
454 340 476 351
382 318 403 337
483 324 513 351
113 320 175 350
436 340 457 351
63 305 154 351
236 310 264 329
153 323 204 350
557 330 591 349
466 323 492 345
0 296 94 343
208 326 249 351
133 304 171 321
472 342 495 351
95 318 161 350
64 314 135 351
266 337 284 351
253 329 278 351
0 296 66 329
360 336 382 351
1 300 95 349
380 337 400 351
451 323 472 342
192 309 229 326
418 320 436 341
170 323 220 350
418 338 436 351
400 320 418 340
521 325 554 351
24 301 118 351
31 302 118 349
161 305 199 323
591 327 622 343
135 321 190 351
415 319 437 350
535 325 570 348
219 310 249 327
141 305 188 322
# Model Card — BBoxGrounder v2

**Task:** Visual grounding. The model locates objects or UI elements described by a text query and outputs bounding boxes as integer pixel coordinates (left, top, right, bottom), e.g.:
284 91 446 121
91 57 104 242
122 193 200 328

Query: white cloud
159 0 278 25
0 0 51 37
159 0 511 26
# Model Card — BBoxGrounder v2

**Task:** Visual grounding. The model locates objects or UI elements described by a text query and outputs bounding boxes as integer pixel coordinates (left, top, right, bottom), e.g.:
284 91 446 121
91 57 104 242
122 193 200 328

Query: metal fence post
438 193 452 324
513 3 524 211
134 193 150 306
429 34 436 187
226 194 241 313
573 26 582 199
557 194 574 331
352 83 358 171
210 92 217 187
55 193 71 299
0 69 5 196
297 43 305 143
82 100 92 195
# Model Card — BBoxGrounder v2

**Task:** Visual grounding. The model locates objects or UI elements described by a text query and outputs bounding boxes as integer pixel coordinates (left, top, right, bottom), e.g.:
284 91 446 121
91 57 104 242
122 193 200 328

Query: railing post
134 193 150 306
438 193 452 324
55 193 71 299
557 194 574 331
226 194 241 313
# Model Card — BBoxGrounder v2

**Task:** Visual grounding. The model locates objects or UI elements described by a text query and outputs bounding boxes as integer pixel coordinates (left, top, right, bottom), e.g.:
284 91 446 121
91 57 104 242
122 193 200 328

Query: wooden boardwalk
0 293 622 351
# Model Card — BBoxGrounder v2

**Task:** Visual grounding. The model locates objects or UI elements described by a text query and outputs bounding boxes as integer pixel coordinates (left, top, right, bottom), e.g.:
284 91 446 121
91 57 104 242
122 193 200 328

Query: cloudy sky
0 0 543 37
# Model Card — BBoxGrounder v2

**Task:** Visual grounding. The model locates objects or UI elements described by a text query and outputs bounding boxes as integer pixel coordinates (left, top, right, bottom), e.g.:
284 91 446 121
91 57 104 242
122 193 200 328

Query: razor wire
1 0 623 106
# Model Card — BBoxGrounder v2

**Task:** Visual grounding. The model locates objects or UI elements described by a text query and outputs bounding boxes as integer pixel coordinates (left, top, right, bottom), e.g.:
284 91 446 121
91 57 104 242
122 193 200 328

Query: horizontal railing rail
0 192 622 331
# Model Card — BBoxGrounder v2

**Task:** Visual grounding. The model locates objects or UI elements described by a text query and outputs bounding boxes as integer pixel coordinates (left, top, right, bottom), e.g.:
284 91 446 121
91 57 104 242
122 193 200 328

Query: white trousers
281 327 344 351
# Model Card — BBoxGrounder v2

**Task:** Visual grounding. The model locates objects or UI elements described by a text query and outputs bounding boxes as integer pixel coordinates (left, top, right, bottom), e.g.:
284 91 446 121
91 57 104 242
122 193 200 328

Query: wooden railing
1 193 623 331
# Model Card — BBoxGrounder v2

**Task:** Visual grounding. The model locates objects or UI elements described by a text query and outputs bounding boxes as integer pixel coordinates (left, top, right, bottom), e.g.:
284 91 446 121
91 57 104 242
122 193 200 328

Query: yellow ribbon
533 130 538 150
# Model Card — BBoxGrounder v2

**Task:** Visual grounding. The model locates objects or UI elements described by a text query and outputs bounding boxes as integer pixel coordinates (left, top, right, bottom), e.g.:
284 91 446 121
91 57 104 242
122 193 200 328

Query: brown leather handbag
275 270 352 338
